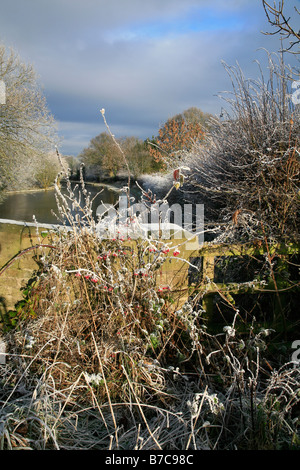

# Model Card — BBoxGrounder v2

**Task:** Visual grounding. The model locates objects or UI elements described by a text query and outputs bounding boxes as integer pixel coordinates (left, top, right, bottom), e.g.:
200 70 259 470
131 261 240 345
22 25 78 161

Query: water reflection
0 183 123 225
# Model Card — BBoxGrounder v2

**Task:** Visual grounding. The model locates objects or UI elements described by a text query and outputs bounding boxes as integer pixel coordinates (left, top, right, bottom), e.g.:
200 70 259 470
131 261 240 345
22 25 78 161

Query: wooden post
201 255 215 317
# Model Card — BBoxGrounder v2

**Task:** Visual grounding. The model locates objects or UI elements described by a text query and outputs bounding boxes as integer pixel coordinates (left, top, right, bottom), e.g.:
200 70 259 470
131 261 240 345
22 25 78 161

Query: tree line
78 107 212 181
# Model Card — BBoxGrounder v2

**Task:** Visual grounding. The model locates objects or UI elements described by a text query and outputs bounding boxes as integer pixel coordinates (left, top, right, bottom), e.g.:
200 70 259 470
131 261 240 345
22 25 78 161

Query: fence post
202 254 215 317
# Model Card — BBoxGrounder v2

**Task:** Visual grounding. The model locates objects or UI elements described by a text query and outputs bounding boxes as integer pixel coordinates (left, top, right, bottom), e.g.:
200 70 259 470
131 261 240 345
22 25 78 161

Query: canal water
0 183 127 225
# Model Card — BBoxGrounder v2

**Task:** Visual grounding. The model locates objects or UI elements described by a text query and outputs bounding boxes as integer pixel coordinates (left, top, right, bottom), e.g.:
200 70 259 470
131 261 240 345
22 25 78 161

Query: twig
100 108 131 204
0 244 56 276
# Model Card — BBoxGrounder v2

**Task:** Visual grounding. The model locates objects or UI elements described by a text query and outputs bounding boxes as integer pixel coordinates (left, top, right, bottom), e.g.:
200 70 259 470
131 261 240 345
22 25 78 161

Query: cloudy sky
0 0 299 155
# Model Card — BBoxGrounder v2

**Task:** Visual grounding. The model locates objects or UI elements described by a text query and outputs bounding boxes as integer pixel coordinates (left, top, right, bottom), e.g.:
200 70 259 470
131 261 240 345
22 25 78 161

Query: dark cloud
0 0 298 155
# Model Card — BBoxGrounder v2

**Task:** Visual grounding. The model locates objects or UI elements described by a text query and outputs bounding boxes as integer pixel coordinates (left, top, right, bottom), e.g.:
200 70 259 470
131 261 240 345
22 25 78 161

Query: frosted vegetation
0 21 299 449
0 115 299 448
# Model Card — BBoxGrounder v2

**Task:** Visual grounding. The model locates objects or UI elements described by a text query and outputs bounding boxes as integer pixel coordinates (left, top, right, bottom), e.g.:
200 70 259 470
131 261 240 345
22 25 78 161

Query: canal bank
0 222 53 313
0 182 123 313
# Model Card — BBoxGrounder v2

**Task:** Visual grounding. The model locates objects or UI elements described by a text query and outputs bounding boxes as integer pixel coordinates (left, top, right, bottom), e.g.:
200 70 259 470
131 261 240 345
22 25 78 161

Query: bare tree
262 0 300 53
0 44 57 194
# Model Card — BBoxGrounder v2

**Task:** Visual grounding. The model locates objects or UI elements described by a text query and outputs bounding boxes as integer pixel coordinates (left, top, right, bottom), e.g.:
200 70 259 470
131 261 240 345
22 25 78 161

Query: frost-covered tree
0 44 57 194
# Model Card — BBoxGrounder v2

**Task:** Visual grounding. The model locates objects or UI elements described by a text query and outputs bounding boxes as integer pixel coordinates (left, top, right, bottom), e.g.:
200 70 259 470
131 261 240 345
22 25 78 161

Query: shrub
184 53 300 243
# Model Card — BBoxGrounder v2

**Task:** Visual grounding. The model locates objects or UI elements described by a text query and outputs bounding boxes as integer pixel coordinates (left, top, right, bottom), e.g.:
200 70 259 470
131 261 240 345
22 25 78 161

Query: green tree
34 151 61 189
121 136 162 178
80 133 161 180
63 155 80 180
80 132 124 179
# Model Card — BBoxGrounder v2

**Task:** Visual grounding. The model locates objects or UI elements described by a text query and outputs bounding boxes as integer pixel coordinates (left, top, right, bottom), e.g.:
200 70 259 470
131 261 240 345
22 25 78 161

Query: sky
0 0 299 156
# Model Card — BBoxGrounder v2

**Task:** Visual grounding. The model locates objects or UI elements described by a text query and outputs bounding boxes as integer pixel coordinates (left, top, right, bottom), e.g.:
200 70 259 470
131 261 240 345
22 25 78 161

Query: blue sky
103 6 246 40
0 0 299 155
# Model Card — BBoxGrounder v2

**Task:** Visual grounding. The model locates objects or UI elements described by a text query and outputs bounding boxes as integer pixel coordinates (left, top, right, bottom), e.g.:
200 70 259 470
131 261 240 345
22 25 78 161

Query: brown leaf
232 209 241 225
